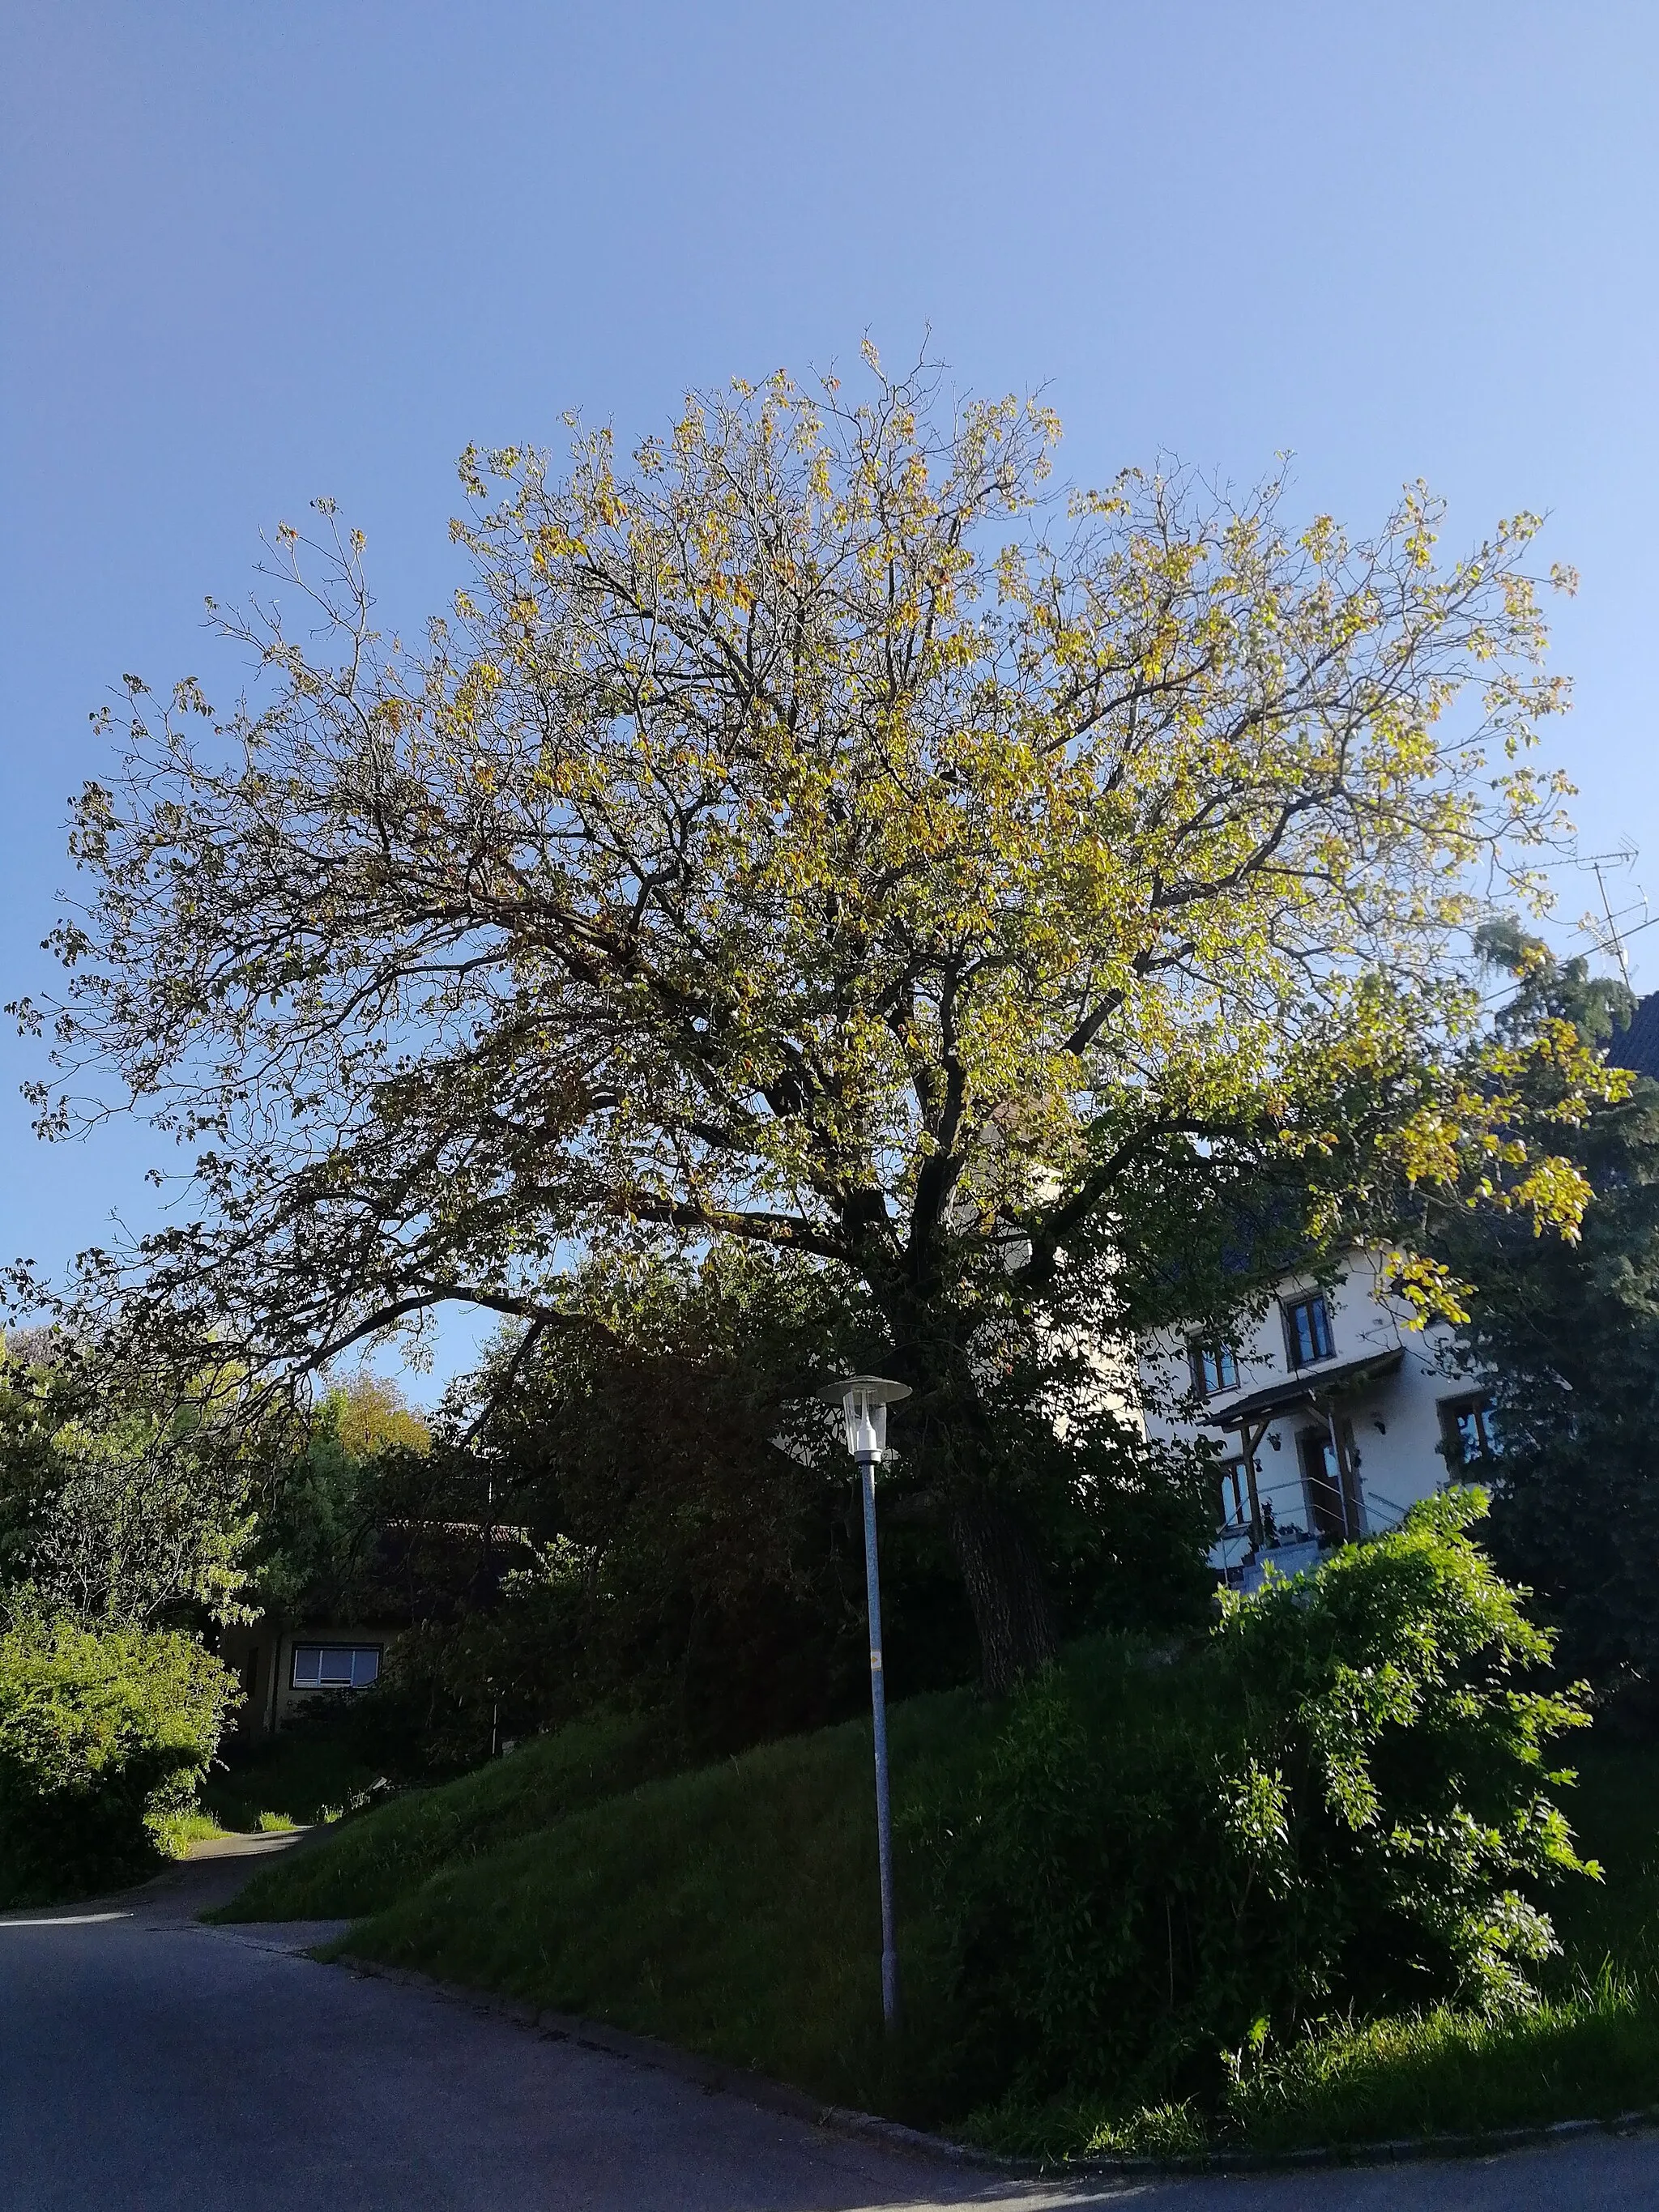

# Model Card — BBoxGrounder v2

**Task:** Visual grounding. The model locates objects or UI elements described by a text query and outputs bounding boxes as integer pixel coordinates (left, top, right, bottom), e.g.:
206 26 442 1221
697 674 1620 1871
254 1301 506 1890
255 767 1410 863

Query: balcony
1210 1483 1413 1593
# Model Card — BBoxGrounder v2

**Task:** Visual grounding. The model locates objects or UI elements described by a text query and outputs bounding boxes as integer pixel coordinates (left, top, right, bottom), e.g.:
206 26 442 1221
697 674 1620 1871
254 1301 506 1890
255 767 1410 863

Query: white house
1137 988 1659 1590
1138 1250 1498 1590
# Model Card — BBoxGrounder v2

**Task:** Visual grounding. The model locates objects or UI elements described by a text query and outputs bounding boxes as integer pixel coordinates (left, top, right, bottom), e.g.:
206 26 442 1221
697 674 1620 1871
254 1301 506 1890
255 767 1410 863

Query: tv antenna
1575 840 1644 989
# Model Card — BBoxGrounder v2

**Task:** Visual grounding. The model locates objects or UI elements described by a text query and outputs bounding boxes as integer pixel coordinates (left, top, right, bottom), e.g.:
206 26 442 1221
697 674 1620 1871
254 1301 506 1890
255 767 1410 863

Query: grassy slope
1550 1737 1659 1984
215 1667 1659 2153
223 1685 996 2120
215 1712 683 1918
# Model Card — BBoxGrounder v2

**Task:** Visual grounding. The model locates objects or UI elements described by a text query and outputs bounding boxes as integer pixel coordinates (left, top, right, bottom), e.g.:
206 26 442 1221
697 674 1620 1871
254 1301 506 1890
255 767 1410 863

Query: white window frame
290 1643 382 1691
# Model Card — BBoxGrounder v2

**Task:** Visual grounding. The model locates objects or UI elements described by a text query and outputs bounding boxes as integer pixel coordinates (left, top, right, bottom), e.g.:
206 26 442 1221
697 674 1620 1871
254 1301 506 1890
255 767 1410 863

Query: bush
924 1490 1594 2110
0 1611 237 1906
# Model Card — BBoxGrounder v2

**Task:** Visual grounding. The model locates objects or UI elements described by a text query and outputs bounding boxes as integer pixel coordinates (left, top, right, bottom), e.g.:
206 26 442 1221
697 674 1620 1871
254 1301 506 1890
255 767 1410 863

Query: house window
1439 1395 1500 1467
1283 1293 1334 1367
291 1644 382 1690
1189 1340 1239 1396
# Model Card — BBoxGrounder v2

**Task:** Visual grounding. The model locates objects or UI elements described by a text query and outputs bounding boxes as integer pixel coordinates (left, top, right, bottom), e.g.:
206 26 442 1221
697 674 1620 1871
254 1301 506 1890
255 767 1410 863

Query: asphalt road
5 1841 1659 2212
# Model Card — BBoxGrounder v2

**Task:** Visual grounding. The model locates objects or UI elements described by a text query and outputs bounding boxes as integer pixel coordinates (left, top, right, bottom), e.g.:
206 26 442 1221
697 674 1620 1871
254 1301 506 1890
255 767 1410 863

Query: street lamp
817 1372 911 2034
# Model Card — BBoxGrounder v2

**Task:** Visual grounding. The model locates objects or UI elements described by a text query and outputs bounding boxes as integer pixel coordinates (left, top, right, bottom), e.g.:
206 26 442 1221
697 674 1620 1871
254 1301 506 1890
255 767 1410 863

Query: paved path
6 1843 1659 2211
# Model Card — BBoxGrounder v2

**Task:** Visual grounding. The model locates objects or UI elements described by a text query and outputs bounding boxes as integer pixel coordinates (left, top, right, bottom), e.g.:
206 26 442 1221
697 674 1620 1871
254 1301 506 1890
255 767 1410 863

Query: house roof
1609 992 1659 1084
1205 1349 1405 1433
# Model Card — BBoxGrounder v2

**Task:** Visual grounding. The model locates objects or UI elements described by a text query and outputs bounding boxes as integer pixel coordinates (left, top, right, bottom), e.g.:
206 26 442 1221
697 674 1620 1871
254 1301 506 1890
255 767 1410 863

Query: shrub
0 1610 237 1906
924 1490 1594 2108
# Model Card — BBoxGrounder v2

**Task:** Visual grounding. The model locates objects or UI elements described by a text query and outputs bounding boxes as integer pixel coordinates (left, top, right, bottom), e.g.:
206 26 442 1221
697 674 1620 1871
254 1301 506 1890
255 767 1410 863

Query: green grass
969 1976 1659 2162
207 1667 1659 2156
212 1711 687 1920
1545 1737 1659 1984
153 1808 229 1855
329 1695 996 2120
1231 1971 1659 2150
220 1686 997 2120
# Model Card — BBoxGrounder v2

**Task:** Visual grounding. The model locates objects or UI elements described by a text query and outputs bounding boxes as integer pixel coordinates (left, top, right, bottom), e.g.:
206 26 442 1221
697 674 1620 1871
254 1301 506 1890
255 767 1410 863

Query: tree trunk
945 1494 1060 1697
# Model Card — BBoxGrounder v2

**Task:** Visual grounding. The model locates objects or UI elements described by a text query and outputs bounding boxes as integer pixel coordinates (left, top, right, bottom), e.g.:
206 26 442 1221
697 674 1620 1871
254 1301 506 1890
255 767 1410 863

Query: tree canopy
0 1336 258 1630
12 351 1611 1684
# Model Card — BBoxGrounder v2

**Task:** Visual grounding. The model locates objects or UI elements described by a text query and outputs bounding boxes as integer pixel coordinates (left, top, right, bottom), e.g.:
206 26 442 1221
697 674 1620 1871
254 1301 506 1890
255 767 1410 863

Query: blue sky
4 1 1658 1392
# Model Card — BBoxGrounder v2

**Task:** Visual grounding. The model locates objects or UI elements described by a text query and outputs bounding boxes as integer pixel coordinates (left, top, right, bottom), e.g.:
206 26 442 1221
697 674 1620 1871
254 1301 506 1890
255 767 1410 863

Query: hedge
0 1612 236 1906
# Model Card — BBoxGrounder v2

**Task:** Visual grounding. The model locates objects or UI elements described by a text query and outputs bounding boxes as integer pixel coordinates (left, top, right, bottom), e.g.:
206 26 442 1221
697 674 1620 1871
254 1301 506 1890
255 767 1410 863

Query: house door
1299 1426 1361 1543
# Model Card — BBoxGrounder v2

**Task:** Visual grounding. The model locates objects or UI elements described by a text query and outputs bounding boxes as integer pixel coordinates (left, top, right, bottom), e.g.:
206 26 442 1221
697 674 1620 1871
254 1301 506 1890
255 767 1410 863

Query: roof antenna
1576 842 1642 991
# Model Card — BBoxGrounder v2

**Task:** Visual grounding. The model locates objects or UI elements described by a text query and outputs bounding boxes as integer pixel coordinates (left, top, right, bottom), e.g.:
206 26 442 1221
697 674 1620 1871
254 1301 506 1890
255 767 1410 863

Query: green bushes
0 1613 237 1906
926 1491 1594 2110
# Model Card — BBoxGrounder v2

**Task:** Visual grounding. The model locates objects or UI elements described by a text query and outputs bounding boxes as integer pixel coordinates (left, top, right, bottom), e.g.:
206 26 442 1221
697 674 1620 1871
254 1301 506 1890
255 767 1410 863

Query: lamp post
818 1372 911 2034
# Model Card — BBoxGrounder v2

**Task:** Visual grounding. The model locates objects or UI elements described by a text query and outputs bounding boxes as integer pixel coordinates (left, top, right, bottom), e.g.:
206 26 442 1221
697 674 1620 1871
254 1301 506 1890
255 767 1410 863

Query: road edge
318 1949 1659 2181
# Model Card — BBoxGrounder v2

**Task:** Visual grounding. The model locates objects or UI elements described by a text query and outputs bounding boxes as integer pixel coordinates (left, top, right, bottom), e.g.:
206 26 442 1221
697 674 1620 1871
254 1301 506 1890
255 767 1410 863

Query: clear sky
4 1 1657 1391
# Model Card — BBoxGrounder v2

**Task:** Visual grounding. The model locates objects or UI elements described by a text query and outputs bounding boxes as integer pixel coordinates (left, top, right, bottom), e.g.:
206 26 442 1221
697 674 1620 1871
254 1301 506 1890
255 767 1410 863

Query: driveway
3 1841 1657 2212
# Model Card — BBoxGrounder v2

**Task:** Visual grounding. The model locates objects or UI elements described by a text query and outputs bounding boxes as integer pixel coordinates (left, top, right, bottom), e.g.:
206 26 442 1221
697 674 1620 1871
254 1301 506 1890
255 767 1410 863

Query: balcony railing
1210 1482 1415 1593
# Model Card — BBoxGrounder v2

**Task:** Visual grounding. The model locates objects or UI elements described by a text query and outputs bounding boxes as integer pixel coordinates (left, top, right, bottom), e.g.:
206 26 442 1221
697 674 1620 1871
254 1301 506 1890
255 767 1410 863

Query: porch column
1239 1417 1267 1549
1324 1400 1360 1540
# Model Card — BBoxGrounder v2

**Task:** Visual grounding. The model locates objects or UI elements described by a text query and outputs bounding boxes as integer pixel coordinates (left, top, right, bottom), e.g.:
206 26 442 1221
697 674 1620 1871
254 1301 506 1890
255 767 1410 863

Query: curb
329 1954 980 2168
316 1950 1659 2183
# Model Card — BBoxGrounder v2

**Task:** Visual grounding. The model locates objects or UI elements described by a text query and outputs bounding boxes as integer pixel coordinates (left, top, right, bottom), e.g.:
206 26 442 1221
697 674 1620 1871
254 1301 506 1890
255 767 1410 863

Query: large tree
14 353 1602 1688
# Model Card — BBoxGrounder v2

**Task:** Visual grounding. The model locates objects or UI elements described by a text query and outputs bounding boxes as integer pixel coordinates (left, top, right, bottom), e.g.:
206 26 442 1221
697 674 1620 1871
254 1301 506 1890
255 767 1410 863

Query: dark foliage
311 1251 1217 1771
923 1494 1593 2110
0 1337 258 1630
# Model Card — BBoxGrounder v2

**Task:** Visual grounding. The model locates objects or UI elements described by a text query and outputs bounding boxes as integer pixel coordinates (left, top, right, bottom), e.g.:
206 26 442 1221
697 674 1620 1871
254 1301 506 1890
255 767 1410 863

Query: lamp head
817 1374 912 1461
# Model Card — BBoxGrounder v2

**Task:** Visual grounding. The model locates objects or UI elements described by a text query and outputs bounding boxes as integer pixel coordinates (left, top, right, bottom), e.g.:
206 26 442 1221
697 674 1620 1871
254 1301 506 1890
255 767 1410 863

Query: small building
219 1618 403 1739
1139 1250 1496 1592
215 1511 535 1738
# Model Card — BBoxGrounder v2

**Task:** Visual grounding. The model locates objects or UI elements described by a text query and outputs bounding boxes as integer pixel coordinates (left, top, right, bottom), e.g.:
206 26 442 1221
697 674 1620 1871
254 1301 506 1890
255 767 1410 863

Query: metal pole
859 1451 900 2033
1592 856 1634 989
